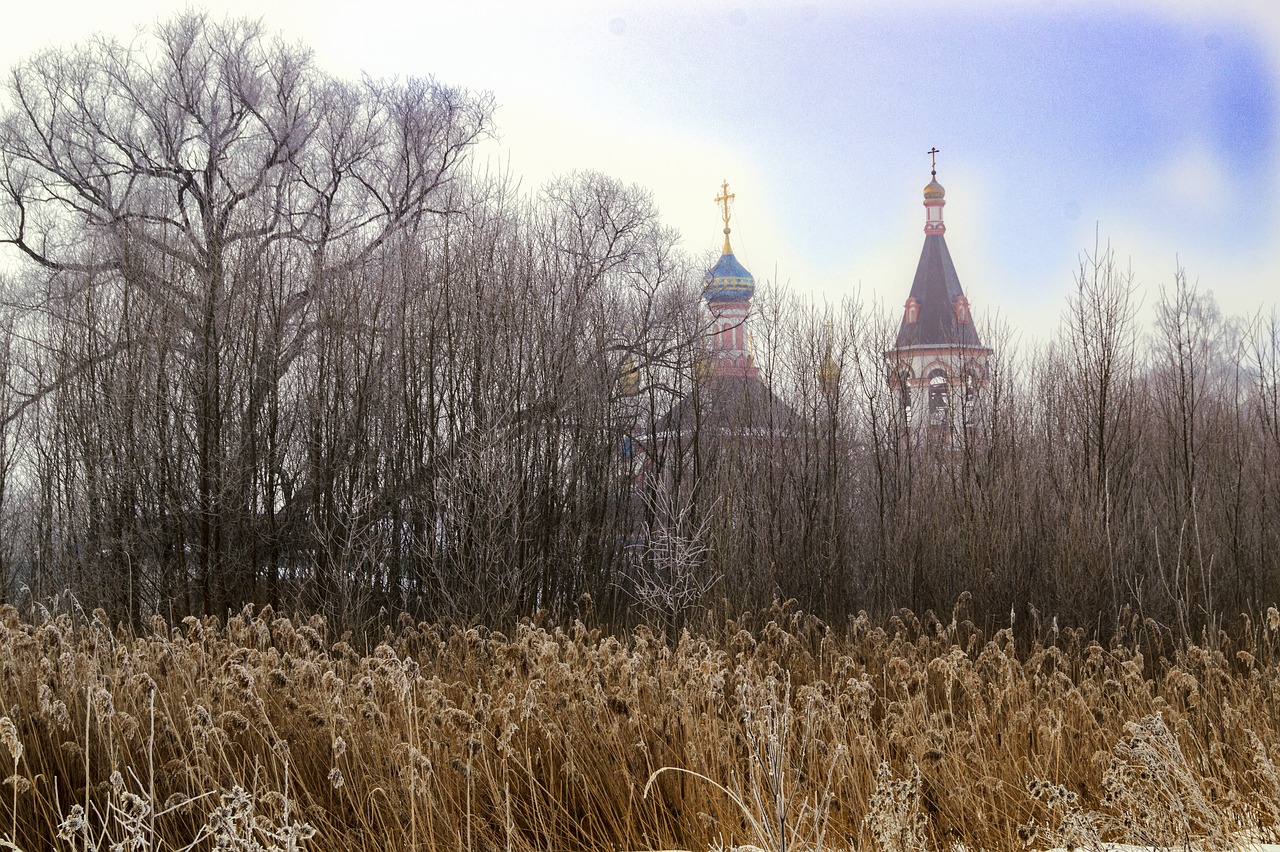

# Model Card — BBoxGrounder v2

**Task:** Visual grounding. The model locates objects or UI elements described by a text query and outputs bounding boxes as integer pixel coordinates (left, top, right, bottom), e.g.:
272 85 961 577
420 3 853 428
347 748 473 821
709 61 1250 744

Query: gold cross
927 147 940 172
715 180 734 232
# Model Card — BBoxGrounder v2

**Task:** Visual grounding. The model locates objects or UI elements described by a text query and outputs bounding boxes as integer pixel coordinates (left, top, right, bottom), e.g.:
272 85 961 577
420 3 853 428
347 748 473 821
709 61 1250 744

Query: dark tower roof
892 165 984 350
894 233 984 348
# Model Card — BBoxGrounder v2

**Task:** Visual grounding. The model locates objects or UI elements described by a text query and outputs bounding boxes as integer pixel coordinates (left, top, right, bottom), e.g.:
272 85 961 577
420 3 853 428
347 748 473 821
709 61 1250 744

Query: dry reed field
2 598 1280 852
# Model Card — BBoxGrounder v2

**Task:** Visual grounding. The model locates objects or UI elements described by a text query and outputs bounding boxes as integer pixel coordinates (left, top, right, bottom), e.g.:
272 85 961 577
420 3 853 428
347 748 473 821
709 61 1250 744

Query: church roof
893 233 984 349
652 372 796 438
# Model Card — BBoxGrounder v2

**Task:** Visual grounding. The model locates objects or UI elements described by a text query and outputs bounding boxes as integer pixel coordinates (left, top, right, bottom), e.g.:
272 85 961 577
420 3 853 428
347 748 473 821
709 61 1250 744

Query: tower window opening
896 367 914 416
928 370 950 426
963 371 978 426
953 296 970 324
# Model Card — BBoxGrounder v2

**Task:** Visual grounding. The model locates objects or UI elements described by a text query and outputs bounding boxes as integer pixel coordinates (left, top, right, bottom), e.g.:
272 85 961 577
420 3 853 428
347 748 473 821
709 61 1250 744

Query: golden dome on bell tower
923 146 945 200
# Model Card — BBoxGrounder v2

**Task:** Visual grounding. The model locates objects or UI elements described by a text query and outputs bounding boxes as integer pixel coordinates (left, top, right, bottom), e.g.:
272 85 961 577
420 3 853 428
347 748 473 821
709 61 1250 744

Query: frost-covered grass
1 599 1279 851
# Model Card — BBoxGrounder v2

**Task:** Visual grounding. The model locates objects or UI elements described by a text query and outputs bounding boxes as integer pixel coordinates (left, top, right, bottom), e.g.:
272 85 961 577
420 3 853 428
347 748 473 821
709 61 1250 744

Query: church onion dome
924 177 945 200
703 251 755 302
704 179 755 302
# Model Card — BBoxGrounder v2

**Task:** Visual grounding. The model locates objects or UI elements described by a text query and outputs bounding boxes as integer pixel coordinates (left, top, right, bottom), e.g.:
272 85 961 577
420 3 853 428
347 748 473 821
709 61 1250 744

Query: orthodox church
649 182 795 450
632 156 990 472
885 153 992 446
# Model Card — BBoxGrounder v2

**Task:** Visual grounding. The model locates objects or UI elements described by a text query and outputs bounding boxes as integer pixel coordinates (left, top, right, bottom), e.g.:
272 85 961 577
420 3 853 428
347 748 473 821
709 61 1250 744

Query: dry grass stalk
0 600 1278 851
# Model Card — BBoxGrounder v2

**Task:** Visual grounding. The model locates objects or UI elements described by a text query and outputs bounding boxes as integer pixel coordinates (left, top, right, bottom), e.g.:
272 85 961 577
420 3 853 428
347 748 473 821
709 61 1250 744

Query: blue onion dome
703 249 755 302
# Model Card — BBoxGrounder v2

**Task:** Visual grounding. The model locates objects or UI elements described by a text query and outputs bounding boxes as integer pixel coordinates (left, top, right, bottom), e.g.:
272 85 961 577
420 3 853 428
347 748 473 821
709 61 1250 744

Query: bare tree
1051 240 1143 617
0 13 493 618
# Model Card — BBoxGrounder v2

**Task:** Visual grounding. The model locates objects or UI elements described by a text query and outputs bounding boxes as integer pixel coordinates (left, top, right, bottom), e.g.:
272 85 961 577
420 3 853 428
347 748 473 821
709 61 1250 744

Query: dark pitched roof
894 233 984 349
653 372 796 438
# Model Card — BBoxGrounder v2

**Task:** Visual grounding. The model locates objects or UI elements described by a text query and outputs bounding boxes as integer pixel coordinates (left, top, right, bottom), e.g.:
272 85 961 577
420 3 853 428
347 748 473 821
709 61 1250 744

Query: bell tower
885 151 992 447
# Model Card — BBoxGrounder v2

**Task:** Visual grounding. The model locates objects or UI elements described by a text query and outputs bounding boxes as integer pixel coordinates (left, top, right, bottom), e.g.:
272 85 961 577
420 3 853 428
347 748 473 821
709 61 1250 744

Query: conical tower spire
894 150 979 349
885 150 993 449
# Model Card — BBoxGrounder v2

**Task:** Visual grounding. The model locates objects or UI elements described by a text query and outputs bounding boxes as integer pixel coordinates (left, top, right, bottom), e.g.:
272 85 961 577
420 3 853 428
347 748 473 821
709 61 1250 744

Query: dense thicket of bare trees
0 15 1276 635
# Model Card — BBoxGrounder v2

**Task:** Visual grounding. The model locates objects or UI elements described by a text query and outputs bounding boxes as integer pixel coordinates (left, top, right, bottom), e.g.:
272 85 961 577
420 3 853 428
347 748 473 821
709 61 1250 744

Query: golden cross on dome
927 147 940 173
715 180 735 252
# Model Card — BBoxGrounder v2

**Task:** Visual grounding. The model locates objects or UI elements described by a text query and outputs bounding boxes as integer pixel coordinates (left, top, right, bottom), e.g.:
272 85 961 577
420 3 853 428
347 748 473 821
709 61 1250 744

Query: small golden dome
924 177 945 201
818 351 840 397
618 355 641 397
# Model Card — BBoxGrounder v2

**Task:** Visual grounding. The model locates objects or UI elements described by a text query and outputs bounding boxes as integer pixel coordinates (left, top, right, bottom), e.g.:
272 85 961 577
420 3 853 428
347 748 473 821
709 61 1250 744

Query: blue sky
5 0 1278 339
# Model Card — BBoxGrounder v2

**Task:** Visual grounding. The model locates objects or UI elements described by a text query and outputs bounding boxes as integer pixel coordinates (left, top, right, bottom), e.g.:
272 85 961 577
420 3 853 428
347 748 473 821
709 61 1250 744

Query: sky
3 0 1278 342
